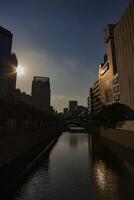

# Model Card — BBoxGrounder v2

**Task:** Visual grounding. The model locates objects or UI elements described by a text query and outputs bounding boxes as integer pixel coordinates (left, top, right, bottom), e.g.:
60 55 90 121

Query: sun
16 64 24 76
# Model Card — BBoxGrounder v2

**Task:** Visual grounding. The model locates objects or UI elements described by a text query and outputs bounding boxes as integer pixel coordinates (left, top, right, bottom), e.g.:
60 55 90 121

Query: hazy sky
0 0 130 111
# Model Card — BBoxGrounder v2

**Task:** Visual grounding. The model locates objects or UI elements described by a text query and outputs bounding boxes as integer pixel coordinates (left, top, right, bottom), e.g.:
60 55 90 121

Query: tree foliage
95 103 134 128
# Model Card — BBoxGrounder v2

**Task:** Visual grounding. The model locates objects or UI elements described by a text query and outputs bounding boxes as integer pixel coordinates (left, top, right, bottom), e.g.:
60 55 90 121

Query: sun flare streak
16 65 24 76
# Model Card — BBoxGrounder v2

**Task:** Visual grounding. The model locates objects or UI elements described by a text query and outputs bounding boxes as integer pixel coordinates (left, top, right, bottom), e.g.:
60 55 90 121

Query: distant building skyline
69 100 78 114
0 0 130 111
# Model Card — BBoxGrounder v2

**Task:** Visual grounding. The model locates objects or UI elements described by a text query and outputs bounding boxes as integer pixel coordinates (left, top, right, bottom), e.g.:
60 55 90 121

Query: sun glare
17 65 24 76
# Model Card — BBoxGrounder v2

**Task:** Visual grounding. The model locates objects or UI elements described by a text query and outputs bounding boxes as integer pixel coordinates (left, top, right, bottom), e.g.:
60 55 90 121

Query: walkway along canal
1 131 133 200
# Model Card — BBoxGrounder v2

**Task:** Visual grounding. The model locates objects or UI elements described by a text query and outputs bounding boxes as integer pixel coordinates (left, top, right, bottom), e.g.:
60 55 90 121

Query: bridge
63 116 99 134
63 116 90 131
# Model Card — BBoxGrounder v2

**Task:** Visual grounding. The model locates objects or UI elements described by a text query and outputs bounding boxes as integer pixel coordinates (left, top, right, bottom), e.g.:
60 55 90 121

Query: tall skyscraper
90 80 101 118
0 26 18 97
32 76 51 111
69 101 78 115
114 0 134 111
99 24 118 105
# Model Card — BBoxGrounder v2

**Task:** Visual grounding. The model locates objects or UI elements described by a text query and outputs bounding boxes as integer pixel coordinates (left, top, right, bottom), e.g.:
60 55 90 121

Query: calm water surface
14 132 134 200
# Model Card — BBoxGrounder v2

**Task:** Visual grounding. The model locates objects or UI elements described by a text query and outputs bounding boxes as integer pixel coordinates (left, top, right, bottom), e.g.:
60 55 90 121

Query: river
13 131 134 200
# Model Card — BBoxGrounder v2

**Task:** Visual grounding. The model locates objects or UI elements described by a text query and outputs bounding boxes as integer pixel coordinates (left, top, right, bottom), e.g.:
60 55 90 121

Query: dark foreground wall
0 123 63 168
100 128 134 173
0 123 63 199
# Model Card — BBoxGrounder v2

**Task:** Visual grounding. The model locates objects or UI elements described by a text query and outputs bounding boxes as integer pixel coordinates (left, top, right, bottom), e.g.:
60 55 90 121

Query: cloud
16 49 96 111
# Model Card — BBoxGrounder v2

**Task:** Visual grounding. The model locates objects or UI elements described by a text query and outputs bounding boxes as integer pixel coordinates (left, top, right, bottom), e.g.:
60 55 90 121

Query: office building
90 80 101 117
32 76 51 111
99 24 118 105
99 1 134 109
69 100 78 115
0 26 18 97
114 0 134 110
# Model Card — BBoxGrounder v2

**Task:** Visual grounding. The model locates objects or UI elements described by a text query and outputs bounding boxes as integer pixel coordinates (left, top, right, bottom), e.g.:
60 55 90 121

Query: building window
113 85 119 93
105 89 112 103
100 63 109 76
114 94 120 101
113 76 118 85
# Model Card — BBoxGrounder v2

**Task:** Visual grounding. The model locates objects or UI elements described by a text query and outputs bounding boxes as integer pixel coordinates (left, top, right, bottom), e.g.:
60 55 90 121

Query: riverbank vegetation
95 103 134 128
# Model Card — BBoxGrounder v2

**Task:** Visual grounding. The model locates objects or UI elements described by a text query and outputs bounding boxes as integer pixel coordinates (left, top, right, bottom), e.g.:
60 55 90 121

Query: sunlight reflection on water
14 132 134 200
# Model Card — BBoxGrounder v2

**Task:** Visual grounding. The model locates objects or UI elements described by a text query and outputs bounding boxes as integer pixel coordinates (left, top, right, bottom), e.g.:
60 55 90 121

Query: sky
0 0 130 111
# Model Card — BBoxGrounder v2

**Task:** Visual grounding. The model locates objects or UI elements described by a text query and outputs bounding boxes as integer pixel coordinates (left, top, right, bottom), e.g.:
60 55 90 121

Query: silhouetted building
0 26 18 97
32 76 50 111
50 106 54 114
6 89 33 106
63 108 68 114
21 92 33 106
7 88 22 102
69 101 78 115
87 96 91 114
63 107 69 117
114 0 134 111
77 105 87 116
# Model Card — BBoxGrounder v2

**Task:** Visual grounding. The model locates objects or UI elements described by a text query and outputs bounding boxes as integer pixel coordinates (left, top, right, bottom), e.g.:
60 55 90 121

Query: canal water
13 132 134 200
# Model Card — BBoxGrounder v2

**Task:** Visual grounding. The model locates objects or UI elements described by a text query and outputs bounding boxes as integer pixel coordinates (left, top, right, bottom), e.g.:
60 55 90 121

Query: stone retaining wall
100 127 134 171
0 126 61 168
100 127 134 151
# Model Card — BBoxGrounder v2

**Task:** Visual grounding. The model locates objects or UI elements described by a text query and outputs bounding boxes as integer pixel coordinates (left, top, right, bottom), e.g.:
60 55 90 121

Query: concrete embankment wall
0 125 62 169
100 128 134 151
100 128 134 172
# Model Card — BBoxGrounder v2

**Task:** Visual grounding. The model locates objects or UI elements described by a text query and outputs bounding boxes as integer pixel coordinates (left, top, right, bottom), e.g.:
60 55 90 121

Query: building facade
99 24 119 105
89 0 134 129
99 0 134 110
69 101 78 115
87 96 91 114
32 76 51 111
90 80 101 118
114 0 134 110
0 26 18 97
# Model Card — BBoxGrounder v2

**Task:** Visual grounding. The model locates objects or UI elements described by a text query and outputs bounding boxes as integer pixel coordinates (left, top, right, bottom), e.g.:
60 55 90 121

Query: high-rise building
32 76 51 111
114 0 134 111
90 80 101 118
99 1 134 110
69 101 78 114
89 0 134 129
0 26 18 97
0 26 12 57
99 24 118 105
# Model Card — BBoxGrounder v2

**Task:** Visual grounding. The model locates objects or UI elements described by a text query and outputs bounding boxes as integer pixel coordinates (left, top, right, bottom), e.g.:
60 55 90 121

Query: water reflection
94 160 119 200
69 134 79 148
16 168 50 200
13 132 134 200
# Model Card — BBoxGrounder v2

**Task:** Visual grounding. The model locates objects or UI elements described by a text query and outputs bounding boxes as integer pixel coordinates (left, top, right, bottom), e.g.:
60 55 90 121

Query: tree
95 103 134 128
